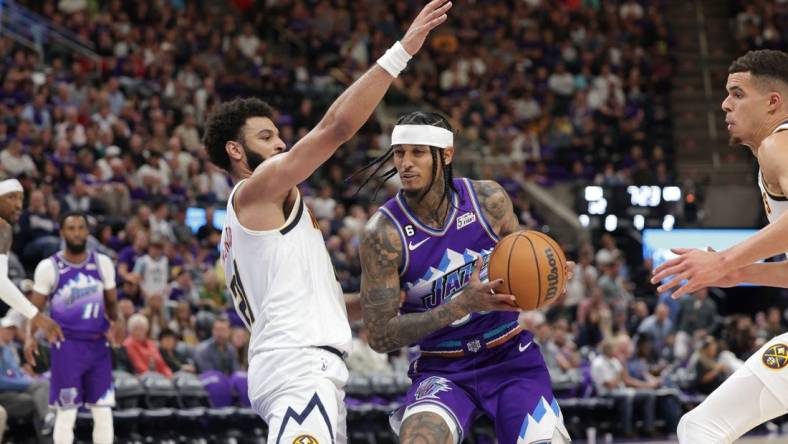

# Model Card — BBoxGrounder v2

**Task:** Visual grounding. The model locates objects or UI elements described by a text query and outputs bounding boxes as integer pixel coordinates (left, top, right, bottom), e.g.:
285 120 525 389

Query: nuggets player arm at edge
472 180 520 237
722 133 788 269
27 259 54 337
360 213 471 354
238 66 396 204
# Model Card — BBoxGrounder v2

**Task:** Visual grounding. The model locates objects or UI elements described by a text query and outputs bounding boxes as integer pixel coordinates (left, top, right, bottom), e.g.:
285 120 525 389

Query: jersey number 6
230 259 255 328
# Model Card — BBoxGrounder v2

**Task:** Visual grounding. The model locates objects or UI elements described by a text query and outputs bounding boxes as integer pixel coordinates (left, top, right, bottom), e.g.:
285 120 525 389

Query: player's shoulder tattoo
360 211 403 279
0 219 11 254
472 179 518 234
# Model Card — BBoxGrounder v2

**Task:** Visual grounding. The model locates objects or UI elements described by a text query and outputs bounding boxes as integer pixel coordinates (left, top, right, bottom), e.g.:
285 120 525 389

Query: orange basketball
488 230 567 311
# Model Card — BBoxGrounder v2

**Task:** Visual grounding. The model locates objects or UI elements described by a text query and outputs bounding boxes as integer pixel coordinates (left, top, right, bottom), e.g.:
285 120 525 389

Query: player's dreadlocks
354 111 460 210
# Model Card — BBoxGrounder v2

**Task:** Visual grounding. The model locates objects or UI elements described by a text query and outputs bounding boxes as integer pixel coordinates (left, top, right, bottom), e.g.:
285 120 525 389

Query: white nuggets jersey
752 121 788 410
220 181 352 359
758 122 788 225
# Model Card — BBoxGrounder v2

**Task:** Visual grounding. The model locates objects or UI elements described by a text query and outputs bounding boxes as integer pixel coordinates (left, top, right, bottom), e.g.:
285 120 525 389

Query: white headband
391 124 454 149
0 179 22 196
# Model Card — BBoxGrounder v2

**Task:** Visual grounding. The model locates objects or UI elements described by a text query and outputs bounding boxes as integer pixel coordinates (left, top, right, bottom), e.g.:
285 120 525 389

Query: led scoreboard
577 185 684 232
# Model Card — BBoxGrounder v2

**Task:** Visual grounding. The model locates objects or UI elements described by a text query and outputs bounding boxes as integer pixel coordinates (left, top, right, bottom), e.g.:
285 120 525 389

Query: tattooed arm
0 219 11 255
473 180 521 238
359 213 517 353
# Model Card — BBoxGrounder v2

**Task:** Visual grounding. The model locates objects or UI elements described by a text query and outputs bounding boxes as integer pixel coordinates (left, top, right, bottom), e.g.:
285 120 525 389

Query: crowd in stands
733 0 788 53
0 0 783 440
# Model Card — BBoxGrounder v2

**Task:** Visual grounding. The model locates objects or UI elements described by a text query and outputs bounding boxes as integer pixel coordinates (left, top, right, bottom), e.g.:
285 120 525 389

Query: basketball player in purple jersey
26 212 121 444
0 178 63 342
359 112 571 444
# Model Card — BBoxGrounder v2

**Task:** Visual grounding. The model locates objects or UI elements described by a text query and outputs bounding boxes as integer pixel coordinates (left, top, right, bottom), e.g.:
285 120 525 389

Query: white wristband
376 41 412 78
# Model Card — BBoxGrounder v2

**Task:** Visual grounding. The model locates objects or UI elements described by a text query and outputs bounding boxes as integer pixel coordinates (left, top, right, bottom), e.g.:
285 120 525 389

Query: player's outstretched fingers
657 271 690 293
652 262 685 284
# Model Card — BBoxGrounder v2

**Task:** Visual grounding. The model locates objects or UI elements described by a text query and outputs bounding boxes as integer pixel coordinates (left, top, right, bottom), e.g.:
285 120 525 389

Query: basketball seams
522 233 542 309
505 235 518 296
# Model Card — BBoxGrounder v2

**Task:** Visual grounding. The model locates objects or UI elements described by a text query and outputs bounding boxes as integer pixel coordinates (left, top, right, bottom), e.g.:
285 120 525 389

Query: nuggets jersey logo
762 343 788 370
293 435 319 444
414 376 452 400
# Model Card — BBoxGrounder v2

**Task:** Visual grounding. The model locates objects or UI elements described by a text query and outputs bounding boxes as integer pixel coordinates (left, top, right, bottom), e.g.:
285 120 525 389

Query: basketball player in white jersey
202 2 452 443
652 49 788 443
0 178 63 343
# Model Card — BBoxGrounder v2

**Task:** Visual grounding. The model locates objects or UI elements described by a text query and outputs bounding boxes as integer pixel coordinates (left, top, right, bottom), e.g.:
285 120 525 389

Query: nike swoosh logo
519 341 533 353
408 238 430 251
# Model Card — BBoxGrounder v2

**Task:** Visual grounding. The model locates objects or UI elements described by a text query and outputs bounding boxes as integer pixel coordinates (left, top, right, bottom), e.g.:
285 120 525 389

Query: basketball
488 230 567 311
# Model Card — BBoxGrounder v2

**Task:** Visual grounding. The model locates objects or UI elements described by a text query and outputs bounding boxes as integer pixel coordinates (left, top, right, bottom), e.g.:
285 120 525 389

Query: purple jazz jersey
50 251 109 338
48 251 114 407
379 178 566 442
378 178 518 353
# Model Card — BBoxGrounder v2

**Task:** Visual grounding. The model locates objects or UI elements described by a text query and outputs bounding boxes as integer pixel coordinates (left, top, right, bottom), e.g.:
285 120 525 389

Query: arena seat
200 370 234 407
230 371 251 407
112 408 142 442
139 371 179 408
173 371 211 408
345 373 373 398
139 408 176 441
113 370 145 409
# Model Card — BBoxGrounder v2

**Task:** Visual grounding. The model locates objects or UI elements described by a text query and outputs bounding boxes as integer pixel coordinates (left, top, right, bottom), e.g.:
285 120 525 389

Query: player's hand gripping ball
488 230 568 311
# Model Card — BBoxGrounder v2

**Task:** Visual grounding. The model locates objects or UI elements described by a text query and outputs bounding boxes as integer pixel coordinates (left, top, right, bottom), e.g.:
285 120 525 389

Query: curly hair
202 98 275 172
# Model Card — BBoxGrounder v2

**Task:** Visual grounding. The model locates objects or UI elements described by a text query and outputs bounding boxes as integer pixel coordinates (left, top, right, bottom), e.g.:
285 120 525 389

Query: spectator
141 292 168 341
0 317 52 441
168 302 199 346
117 230 148 285
535 319 582 390
674 289 719 361
346 324 394 378
199 269 226 311
591 337 656 437
123 314 173 378
692 336 733 395
133 239 170 297
171 207 195 245
148 202 175 243
637 303 673 353
21 93 52 130
0 139 37 178
196 207 221 244
761 306 784 339
230 327 250 371
17 190 60 267
159 329 196 374
194 317 237 375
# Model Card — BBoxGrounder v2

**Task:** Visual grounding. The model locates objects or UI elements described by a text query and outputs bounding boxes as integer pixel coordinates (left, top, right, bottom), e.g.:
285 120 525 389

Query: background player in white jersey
0 178 63 343
26 212 121 444
652 49 788 443
201 2 452 442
